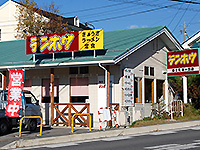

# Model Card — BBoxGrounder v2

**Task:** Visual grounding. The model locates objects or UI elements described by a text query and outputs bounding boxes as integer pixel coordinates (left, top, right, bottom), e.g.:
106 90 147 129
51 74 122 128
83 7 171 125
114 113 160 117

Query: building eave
0 59 115 70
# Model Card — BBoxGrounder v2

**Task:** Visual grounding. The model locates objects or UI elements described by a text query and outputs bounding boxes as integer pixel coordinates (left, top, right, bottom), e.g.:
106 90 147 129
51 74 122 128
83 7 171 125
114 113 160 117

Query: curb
2 120 200 149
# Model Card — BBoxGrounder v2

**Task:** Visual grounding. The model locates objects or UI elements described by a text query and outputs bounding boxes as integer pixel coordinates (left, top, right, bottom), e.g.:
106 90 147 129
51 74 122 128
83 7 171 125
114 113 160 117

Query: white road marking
145 140 200 150
101 136 132 141
45 142 79 148
190 126 200 130
144 144 179 149
148 131 176 135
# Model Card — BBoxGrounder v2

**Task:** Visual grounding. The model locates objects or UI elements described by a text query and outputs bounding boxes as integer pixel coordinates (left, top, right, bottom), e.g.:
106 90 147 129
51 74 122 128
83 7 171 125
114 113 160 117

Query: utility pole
180 22 190 42
180 22 189 104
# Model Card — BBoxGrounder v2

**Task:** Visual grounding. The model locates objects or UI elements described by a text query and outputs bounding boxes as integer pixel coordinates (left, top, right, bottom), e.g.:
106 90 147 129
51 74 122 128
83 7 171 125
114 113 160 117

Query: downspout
98 63 107 106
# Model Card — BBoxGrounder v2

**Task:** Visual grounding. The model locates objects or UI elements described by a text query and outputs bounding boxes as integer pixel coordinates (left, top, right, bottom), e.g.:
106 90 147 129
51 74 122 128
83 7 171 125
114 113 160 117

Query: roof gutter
0 60 115 70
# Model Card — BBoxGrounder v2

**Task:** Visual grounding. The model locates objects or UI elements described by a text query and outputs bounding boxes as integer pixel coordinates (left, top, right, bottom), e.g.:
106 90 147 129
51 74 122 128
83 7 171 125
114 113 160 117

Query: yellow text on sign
79 29 103 51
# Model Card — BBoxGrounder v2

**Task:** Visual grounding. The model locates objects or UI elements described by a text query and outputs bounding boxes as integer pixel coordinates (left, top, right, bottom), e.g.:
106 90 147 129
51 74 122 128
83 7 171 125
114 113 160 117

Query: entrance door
157 80 165 103
145 79 154 103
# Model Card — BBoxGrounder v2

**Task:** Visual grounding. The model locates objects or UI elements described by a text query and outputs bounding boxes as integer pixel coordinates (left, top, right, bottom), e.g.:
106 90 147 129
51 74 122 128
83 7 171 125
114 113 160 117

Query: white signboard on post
124 68 134 106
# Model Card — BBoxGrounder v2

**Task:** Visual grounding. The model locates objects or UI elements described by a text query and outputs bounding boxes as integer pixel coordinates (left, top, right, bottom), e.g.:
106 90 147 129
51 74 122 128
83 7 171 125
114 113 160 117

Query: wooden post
3 71 6 90
106 66 111 126
68 104 71 126
50 68 54 125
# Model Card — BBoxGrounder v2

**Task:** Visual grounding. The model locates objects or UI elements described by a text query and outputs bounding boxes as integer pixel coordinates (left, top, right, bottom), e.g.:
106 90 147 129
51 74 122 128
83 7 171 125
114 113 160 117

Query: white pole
142 77 145 104
183 76 187 103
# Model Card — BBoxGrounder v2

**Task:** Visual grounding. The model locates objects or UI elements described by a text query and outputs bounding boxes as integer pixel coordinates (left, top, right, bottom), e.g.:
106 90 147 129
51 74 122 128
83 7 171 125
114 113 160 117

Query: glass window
80 66 89 74
42 79 59 103
70 67 78 74
71 96 88 103
24 93 38 104
150 67 154 76
144 66 149 75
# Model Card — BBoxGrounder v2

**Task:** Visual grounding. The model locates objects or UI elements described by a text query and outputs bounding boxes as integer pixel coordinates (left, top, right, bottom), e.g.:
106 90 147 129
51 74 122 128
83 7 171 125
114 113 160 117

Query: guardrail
71 113 91 133
19 116 43 137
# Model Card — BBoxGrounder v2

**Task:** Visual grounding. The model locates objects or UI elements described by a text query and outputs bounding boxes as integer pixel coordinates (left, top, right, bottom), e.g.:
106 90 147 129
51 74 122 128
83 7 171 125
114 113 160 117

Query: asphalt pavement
1 120 200 149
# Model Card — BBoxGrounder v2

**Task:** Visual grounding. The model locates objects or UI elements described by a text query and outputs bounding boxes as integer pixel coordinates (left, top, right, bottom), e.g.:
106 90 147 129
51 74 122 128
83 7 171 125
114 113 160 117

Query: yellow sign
79 29 103 51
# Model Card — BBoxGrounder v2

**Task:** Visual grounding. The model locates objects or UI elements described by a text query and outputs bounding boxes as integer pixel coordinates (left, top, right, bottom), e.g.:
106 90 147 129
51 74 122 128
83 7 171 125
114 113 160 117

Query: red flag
5 70 24 117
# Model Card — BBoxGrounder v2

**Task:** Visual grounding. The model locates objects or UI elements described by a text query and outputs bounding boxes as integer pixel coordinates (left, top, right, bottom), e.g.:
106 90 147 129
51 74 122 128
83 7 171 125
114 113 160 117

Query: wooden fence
51 103 90 127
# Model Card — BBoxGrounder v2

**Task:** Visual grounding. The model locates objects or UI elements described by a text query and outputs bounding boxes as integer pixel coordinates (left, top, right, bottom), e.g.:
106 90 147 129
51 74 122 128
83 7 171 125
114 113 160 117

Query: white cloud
129 25 139 29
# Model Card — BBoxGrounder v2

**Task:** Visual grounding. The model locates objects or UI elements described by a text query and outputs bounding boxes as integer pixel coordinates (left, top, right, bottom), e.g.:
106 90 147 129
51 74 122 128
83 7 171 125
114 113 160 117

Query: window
69 67 89 74
42 79 59 103
150 67 154 76
24 91 38 105
70 67 78 74
70 77 89 103
144 66 149 75
80 67 89 74
144 66 154 76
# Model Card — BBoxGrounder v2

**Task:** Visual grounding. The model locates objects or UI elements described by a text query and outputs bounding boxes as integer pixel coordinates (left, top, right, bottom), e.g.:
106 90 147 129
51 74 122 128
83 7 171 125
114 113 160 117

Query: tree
169 76 183 99
169 75 200 109
15 0 68 39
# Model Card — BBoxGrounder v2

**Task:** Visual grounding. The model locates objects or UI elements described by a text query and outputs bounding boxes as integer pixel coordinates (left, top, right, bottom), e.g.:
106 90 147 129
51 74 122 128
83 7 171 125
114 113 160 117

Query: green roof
104 26 164 50
0 26 166 68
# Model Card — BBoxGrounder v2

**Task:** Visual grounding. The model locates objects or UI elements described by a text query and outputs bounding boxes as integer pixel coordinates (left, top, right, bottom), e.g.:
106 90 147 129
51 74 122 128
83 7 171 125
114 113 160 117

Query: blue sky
2 0 200 43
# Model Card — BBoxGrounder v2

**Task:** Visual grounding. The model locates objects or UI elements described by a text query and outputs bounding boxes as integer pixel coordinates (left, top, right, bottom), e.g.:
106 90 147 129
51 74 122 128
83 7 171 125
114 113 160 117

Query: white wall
0 1 18 41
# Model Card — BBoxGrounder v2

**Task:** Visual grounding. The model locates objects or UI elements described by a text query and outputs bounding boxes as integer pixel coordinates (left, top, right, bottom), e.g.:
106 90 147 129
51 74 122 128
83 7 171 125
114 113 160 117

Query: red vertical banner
5 70 24 117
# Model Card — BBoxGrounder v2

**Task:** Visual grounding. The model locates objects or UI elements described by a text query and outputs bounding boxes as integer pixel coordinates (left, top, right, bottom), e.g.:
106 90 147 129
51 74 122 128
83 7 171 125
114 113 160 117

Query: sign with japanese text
5 70 24 117
26 29 103 54
124 68 134 106
167 49 199 77
79 29 103 50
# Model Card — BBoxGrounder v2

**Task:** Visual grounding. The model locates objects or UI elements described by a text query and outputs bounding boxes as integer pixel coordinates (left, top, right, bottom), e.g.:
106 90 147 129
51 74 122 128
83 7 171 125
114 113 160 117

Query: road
13 126 200 150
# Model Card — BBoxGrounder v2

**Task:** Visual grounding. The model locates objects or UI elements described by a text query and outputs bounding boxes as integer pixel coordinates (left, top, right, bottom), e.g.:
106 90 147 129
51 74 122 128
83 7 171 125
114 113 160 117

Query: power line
108 0 200 12
172 3 190 32
169 0 200 5
79 0 158 19
168 3 184 27
88 4 179 23
79 5 138 19
62 2 125 15
188 11 199 25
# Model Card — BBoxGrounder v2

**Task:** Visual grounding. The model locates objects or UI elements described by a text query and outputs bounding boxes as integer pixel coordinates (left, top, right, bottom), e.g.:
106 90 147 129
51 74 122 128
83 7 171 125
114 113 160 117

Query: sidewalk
1 120 200 149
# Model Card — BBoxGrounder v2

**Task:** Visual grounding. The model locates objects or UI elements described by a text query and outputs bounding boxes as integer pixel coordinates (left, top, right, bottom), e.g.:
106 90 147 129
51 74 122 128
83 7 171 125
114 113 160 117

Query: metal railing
71 113 91 133
19 116 43 137
170 99 183 119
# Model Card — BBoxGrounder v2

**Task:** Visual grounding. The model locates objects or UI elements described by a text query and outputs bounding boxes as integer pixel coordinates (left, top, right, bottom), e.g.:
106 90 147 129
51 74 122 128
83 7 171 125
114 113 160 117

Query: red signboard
5 70 24 117
167 49 199 76
26 29 103 54
26 32 79 54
